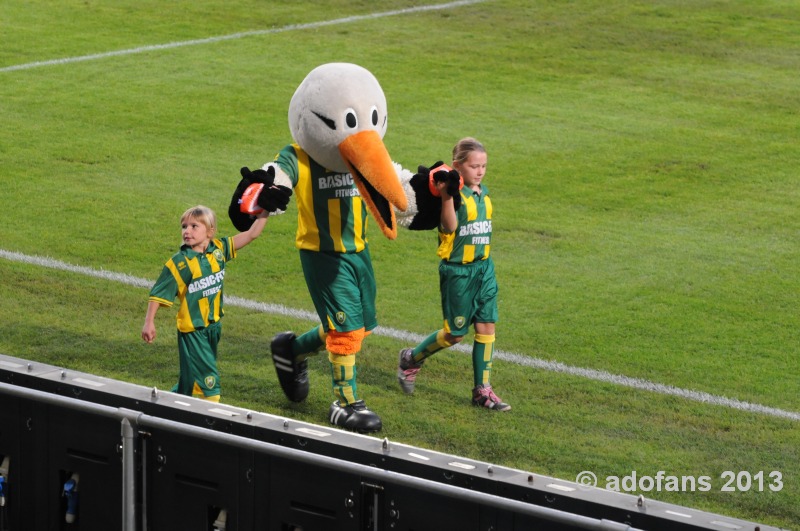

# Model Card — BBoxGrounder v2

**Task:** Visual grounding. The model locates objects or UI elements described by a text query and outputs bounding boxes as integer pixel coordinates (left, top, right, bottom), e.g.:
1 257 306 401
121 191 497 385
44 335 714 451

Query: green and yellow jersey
437 184 493 264
276 144 368 253
148 238 236 333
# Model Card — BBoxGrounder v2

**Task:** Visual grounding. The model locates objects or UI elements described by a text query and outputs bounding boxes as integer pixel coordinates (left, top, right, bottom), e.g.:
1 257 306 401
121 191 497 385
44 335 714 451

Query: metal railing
0 381 641 531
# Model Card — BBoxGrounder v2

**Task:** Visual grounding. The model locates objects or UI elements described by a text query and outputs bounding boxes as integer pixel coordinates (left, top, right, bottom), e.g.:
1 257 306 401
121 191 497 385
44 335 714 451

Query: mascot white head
288 62 407 239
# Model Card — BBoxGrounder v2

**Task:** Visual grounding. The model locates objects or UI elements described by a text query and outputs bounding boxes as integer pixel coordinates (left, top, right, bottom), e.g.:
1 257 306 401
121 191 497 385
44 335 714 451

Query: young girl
142 205 268 402
397 138 510 411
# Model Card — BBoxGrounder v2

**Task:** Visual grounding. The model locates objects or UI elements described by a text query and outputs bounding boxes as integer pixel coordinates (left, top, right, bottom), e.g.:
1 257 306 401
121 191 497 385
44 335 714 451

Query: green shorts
174 320 221 398
300 249 378 333
439 257 498 337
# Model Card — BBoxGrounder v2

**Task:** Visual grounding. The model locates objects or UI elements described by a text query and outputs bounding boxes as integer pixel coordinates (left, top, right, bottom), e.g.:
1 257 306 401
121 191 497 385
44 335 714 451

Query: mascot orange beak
339 130 408 240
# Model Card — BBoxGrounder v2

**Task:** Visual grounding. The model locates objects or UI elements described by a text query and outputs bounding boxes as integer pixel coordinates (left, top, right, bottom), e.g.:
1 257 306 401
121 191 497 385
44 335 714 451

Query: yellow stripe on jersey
325 196 366 253
462 244 476 263
353 196 365 252
167 260 193 332
458 193 479 263
212 283 222 323
185 256 201 279
328 198 345 253
198 297 211 328
212 238 234 264
294 147 320 250
464 194 478 222
210 239 227 324
206 241 223 273
484 196 492 259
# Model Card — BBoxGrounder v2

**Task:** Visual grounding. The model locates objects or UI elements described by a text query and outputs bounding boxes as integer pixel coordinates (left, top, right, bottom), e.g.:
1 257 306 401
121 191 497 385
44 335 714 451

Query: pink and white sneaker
472 384 511 411
397 348 424 394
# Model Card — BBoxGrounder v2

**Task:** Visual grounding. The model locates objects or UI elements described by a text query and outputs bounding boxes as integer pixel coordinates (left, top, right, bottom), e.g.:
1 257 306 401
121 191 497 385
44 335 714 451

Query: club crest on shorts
204 376 216 389
454 316 466 328
335 311 347 325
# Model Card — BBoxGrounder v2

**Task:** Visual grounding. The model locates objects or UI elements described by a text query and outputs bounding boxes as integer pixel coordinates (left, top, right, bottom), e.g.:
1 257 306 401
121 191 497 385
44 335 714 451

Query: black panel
0 354 781 531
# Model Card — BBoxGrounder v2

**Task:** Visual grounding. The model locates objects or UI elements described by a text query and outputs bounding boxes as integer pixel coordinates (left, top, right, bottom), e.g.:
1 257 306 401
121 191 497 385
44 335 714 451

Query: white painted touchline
2 248 798 422
0 1 487 73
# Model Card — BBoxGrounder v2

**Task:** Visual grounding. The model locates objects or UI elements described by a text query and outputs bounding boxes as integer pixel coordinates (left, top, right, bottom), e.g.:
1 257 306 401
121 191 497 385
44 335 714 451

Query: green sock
413 329 454 363
292 325 326 361
472 333 496 387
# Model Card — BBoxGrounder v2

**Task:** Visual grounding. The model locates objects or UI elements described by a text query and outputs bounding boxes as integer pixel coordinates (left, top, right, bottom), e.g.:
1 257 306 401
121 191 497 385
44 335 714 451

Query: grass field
1 0 798 527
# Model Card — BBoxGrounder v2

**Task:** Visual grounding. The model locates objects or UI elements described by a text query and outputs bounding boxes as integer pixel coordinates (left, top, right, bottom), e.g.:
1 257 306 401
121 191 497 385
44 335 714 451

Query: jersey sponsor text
187 271 225 295
318 173 355 189
335 188 361 198
459 220 492 237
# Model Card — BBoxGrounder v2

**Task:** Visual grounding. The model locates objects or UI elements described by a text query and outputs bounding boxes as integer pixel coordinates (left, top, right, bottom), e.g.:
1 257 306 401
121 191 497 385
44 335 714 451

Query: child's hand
435 179 451 197
142 323 156 343
433 168 463 210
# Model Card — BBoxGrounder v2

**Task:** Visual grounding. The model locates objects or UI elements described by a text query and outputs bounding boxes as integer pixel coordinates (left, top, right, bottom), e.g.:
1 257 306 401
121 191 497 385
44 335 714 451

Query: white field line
0 0 486 73
2 248 798 422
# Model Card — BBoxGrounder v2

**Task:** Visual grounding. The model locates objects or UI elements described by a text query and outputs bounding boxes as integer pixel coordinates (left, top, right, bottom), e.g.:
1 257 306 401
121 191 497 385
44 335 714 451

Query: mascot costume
229 63 460 433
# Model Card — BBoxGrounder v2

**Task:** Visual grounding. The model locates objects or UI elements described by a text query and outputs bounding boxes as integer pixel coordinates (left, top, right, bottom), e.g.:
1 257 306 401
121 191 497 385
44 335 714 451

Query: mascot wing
395 161 464 231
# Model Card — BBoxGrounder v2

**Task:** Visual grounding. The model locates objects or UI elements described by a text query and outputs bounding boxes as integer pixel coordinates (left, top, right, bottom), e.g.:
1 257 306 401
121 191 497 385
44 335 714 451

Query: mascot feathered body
230 63 455 433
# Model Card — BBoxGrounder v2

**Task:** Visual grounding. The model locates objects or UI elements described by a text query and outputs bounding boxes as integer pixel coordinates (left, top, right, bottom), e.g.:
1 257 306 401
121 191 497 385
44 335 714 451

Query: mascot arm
395 161 462 231
228 164 294 232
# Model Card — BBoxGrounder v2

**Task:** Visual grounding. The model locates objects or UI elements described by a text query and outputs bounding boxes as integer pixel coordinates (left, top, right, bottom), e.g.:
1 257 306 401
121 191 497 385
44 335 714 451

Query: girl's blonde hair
181 205 217 238
452 137 486 165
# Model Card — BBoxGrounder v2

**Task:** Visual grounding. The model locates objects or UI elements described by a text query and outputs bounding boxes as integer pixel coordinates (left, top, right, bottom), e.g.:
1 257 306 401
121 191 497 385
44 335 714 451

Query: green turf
1 0 798 527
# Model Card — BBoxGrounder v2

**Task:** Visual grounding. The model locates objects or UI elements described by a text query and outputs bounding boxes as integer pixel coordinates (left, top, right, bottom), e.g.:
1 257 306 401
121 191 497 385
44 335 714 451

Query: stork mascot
229 63 459 433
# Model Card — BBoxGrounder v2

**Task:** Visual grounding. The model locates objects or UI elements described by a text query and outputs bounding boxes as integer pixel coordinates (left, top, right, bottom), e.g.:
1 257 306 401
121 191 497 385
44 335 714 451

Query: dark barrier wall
0 354 782 531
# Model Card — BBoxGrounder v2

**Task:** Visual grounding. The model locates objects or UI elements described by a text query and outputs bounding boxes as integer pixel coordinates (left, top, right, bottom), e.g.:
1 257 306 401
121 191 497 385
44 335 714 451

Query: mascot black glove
241 166 275 185
256 183 293 213
420 161 445 178
404 161 449 231
229 166 285 231
432 167 463 212
237 166 292 213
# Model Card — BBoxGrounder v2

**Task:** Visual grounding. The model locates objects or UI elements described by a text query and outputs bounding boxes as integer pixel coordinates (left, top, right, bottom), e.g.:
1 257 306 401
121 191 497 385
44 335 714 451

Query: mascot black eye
345 108 358 129
312 111 336 130
371 106 379 127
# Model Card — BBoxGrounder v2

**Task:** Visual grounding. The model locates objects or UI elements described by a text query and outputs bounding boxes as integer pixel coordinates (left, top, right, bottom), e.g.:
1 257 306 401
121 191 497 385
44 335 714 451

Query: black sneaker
270 331 309 402
328 400 382 433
